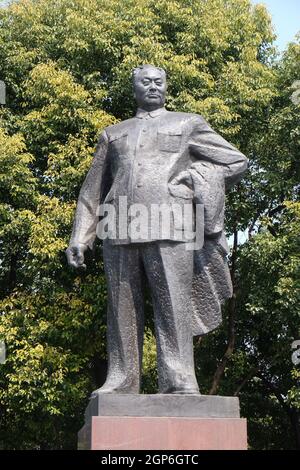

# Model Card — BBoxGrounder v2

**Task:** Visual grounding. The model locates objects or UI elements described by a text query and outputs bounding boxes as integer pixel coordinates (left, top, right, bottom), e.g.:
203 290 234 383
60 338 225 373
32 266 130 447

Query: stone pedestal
78 394 247 450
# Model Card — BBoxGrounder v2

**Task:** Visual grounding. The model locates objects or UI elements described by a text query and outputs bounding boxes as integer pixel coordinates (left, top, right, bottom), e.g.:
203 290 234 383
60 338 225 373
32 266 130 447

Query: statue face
133 66 167 110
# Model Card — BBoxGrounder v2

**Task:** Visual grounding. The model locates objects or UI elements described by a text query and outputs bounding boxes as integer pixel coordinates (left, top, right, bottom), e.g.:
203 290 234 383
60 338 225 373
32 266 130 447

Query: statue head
132 64 167 111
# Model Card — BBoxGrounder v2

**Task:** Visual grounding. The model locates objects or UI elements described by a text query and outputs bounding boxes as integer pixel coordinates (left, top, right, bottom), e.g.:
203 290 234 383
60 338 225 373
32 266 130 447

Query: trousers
99 239 199 394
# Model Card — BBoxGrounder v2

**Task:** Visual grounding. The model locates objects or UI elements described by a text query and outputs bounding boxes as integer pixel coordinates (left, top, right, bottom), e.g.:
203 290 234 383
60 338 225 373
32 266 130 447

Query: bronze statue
66 64 248 395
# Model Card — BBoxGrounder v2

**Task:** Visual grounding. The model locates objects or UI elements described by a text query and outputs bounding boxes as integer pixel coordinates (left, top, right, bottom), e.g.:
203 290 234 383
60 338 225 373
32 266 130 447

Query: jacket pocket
158 131 182 153
109 132 128 155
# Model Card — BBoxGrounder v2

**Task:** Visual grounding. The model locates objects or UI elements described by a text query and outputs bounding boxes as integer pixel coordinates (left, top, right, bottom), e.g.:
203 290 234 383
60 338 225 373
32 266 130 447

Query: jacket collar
135 107 167 119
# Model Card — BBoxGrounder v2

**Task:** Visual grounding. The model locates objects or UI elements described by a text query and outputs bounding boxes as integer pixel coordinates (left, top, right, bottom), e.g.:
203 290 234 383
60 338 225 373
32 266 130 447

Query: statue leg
93 241 145 395
142 241 199 394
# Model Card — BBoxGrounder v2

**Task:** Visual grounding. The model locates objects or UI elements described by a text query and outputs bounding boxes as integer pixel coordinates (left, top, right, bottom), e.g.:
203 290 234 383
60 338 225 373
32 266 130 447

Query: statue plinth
78 394 247 450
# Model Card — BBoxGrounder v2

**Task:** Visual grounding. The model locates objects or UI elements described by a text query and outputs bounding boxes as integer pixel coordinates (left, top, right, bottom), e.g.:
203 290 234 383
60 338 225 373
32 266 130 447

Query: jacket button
137 162 142 166
137 183 142 188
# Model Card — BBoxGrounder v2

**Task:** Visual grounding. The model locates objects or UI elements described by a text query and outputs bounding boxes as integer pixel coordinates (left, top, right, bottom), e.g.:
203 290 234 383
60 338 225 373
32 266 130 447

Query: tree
0 0 296 449
232 40 300 449
193 38 300 449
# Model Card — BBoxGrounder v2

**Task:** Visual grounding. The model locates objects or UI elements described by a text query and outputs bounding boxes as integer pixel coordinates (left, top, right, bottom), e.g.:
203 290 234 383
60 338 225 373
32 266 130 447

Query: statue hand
171 170 192 186
168 170 194 199
66 243 88 270
191 161 221 182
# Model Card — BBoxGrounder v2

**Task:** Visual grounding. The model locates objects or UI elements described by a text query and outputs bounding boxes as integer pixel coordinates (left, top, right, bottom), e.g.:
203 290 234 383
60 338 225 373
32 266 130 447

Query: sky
251 0 299 51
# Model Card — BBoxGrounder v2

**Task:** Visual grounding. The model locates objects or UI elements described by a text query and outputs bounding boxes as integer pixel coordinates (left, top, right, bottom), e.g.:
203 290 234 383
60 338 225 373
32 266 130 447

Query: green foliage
141 329 158 393
0 0 298 449
233 202 300 449
193 41 300 449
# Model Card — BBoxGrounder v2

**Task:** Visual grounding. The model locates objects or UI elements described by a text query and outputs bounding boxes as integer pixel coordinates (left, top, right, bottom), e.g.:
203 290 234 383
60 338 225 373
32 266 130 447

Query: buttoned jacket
70 107 248 249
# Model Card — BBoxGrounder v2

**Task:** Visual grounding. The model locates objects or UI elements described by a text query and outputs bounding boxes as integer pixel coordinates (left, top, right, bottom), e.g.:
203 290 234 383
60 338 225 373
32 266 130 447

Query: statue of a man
66 64 248 395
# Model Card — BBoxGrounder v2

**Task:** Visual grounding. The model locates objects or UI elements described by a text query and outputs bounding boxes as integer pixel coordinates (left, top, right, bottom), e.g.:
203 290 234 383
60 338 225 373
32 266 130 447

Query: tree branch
268 204 286 217
233 366 260 396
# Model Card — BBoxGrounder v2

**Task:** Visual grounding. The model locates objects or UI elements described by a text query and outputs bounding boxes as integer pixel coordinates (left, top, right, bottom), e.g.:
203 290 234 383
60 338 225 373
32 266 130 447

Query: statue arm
188 115 249 188
66 131 109 268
